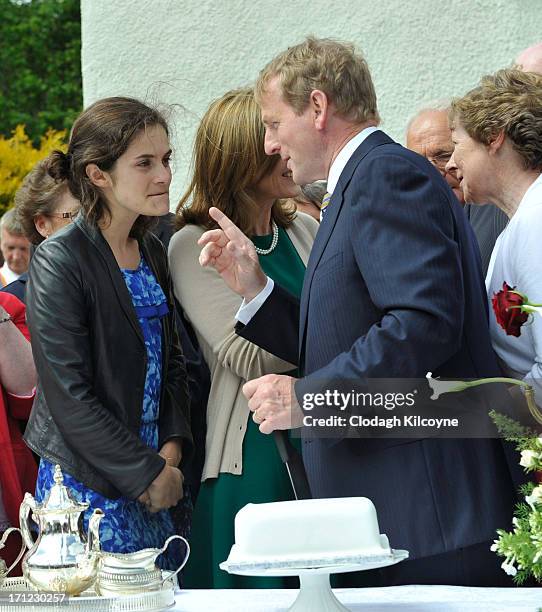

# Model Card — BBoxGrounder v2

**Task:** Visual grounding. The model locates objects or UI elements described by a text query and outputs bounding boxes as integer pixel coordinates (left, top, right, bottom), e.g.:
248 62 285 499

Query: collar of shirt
0 263 20 285
515 173 542 212
327 126 380 195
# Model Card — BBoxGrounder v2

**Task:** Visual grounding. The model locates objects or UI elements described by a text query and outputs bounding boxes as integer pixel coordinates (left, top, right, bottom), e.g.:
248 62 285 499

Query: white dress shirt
0 263 19 287
236 127 381 324
486 174 542 402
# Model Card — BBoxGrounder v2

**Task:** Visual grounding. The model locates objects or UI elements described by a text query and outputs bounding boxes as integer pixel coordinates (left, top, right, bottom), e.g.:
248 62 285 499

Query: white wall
81 0 542 205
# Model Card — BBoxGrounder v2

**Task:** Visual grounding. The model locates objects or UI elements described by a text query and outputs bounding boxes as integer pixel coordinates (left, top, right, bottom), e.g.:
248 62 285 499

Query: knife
273 430 312 500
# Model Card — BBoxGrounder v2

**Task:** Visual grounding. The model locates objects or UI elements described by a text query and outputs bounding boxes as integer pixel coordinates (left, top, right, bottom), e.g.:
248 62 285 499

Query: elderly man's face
260 77 327 185
0 229 30 275
406 110 464 204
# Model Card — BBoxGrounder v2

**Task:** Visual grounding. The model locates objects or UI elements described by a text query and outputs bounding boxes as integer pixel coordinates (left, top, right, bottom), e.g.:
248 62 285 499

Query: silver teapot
0 528 26 586
19 465 104 595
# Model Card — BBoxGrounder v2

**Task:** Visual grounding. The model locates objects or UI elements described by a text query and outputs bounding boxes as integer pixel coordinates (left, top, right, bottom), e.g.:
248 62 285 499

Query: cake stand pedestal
290 569 349 612
220 550 409 612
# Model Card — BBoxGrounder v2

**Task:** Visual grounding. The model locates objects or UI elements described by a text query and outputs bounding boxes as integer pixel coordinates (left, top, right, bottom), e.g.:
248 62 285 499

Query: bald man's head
516 42 542 74
406 108 464 204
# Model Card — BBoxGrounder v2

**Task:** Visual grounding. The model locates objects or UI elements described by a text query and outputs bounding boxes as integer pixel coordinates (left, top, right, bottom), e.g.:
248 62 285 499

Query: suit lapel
298 130 395 366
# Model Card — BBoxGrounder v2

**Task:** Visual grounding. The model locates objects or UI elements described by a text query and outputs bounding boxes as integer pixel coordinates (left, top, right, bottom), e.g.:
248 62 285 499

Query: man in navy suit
199 37 517 585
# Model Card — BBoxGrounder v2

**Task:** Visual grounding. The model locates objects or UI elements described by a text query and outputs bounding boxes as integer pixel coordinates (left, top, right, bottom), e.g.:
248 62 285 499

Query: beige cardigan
168 213 318 480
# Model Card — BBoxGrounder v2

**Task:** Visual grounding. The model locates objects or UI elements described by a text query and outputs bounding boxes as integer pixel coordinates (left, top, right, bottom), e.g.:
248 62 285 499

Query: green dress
184 226 306 588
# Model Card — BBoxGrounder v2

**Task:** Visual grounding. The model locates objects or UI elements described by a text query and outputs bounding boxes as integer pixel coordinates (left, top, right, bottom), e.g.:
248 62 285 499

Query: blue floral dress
35 257 183 570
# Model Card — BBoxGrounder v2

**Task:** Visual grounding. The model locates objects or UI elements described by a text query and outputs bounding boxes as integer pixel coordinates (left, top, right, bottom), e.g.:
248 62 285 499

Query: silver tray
0 572 177 612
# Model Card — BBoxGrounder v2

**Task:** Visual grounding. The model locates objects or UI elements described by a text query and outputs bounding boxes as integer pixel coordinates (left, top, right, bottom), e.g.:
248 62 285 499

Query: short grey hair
406 99 451 135
0 208 25 236
300 180 328 206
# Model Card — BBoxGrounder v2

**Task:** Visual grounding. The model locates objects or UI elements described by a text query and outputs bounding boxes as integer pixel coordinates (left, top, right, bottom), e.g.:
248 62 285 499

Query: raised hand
198 207 267 301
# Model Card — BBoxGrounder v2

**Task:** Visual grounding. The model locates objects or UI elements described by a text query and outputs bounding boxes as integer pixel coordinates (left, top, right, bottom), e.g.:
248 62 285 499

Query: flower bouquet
489 419 542 582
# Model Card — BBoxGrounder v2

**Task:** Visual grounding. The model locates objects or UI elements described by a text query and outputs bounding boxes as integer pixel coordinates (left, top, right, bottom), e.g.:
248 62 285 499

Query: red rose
492 282 529 337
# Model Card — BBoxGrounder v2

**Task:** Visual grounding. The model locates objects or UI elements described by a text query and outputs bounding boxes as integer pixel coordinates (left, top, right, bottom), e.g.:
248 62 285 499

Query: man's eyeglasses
47 211 79 220
427 151 453 172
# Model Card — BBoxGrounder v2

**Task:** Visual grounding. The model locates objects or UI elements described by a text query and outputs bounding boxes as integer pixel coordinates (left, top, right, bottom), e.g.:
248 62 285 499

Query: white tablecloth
173 586 542 611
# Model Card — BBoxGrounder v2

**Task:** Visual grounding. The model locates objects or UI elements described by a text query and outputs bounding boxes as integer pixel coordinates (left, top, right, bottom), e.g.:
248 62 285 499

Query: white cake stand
220 550 408 612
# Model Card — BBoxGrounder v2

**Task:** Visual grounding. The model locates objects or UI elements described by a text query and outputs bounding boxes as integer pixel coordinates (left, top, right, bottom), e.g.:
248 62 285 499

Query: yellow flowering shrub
0 125 67 216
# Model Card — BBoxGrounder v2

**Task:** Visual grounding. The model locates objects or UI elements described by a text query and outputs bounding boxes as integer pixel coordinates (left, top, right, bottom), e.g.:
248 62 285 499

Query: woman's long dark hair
47 97 169 239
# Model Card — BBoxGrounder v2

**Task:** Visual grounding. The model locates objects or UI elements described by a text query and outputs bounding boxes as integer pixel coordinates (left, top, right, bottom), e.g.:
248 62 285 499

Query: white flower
425 372 469 400
490 541 499 552
501 559 518 576
525 485 542 508
520 449 539 469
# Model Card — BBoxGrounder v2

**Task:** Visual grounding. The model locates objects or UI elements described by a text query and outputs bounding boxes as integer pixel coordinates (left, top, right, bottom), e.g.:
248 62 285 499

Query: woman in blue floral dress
25 98 193 570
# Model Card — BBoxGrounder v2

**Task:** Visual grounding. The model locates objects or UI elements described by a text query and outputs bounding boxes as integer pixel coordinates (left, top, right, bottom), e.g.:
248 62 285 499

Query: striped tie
320 192 332 221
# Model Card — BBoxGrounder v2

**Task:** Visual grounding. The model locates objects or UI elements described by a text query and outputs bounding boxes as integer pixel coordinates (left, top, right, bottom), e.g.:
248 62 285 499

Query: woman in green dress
168 88 318 588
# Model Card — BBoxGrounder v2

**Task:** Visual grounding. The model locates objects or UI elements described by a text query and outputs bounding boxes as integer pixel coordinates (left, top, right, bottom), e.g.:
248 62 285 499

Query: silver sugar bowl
95 534 190 596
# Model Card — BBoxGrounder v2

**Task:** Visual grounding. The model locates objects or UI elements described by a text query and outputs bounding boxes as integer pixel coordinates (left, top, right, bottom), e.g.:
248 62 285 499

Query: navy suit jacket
238 131 516 560
465 203 508 277
0 273 27 302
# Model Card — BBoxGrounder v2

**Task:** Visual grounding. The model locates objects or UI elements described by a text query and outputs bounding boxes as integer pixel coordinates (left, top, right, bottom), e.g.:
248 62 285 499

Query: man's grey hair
300 180 328 206
0 208 25 237
406 99 452 135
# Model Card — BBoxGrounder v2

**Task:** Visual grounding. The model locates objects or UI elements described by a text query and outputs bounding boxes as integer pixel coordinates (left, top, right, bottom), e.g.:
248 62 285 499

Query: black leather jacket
25 216 193 500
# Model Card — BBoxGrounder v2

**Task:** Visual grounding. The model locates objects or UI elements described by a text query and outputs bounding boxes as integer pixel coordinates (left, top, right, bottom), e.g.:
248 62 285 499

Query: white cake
226 497 391 563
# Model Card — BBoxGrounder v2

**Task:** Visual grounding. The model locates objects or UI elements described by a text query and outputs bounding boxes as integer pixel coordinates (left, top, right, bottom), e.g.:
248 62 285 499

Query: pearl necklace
253 221 279 255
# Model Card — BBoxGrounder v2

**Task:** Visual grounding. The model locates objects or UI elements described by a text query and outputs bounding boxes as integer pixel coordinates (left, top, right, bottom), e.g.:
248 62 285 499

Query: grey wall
81 0 542 205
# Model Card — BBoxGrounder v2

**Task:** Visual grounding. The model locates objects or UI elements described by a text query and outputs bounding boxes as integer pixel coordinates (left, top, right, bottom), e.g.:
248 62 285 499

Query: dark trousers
334 541 519 588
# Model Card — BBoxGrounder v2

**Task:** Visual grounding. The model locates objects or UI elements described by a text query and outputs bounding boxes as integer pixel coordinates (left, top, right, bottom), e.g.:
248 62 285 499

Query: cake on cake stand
220 497 409 612
221 553 408 612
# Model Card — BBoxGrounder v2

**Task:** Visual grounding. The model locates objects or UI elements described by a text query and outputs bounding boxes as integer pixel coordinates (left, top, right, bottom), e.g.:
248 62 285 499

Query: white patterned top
486 174 542 403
